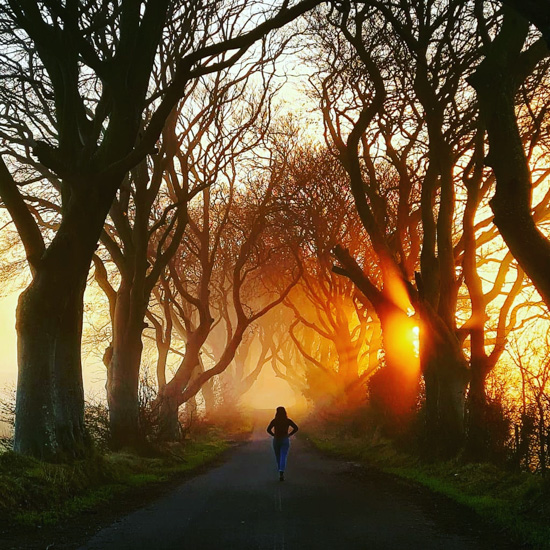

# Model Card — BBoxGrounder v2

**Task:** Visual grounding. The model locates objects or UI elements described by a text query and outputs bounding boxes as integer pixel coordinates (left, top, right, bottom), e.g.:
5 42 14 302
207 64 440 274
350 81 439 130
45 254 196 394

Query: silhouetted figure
267 406 299 481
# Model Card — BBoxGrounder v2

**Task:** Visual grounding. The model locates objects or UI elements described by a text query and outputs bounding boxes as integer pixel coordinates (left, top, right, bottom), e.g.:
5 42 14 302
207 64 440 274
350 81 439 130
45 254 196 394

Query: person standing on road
267 406 299 481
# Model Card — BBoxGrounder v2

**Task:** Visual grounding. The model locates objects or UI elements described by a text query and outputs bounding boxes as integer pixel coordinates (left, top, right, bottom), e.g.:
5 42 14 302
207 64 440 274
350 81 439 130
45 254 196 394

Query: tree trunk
437 357 469 455
333 332 360 390
14 188 113 460
367 303 420 432
15 268 88 460
197 358 216 415
107 283 148 449
157 389 181 441
201 378 216 416
366 320 382 374
157 361 210 441
184 396 198 429
470 11 550 308
465 361 489 460
422 362 439 445
178 327 247 406
107 335 143 449
155 335 204 442
419 323 469 457
537 397 546 475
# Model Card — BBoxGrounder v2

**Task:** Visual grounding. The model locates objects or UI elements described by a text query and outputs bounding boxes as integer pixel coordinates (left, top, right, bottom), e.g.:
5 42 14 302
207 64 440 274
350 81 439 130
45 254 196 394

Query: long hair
275 406 287 419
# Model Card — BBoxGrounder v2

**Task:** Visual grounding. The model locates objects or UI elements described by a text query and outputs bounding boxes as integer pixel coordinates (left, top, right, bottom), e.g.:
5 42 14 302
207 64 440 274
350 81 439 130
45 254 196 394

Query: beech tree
251 306 312 404
457 124 536 458
306 0 533 452
149 152 301 438
308 0 550 456
92 56 277 448
306 3 426 433
282 146 376 406
253 305 331 407
91 108 188 449
498 1 550 47
0 0 320 460
469 5 550 309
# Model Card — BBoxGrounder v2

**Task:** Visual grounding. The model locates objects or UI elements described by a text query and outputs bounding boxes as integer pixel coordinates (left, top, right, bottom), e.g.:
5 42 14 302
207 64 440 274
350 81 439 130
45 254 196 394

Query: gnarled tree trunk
14 189 113 460
470 9 550 308
418 305 470 457
156 333 205 441
107 289 147 449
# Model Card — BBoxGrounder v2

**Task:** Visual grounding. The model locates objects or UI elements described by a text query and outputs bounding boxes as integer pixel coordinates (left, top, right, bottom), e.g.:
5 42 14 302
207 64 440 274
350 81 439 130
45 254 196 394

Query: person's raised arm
288 419 299 436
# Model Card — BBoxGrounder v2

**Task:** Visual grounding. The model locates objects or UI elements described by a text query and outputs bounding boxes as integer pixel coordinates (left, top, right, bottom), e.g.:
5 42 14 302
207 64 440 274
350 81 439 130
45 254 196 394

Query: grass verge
0 429 232 529
305 425 550 549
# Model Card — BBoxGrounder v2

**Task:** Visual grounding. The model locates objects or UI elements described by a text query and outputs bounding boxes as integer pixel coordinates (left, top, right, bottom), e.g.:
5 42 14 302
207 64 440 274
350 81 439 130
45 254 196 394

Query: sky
0 292 17 390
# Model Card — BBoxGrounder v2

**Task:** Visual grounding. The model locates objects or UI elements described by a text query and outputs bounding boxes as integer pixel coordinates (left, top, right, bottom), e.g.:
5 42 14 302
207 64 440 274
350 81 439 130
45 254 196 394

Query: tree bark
198 358 216 416
466 360 490 459
417 302 470 456
14 187 113 460
157 388 181 441
155 330 206 441
107 284 147 449
333 330 360 389
470 10 550 307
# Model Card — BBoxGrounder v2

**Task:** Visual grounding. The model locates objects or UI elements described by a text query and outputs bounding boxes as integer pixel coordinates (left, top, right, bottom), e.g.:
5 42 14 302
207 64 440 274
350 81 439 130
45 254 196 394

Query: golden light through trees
1 0 550 464
240 368 298 410
0 293 17 387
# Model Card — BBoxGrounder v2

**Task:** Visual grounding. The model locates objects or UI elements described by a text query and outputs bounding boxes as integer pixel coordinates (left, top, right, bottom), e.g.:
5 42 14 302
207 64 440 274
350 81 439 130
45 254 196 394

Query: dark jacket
267 417 299 439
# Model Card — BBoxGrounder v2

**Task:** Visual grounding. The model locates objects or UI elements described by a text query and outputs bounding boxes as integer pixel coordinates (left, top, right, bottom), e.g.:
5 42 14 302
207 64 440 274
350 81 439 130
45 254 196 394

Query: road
77 425 516 550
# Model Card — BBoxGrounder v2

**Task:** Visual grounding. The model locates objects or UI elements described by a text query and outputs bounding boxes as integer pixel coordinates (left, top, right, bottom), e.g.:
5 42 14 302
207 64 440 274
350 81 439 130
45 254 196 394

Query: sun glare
385 271 413 314
384 312 420 378
412 325 420 357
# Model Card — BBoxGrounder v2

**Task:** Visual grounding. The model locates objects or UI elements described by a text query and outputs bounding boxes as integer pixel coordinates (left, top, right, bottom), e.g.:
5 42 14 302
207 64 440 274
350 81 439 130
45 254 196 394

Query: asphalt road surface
78 427 516 550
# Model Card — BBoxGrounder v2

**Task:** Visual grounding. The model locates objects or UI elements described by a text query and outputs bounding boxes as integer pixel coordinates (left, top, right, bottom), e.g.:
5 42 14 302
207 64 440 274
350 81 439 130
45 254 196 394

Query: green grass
0 431 231 529
305 426 550 549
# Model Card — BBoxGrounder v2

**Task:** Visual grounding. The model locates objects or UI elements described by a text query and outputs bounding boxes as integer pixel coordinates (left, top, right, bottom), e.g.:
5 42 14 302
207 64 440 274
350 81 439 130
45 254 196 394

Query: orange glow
382 310 421 419
412 325 420 358
385 269 413 313
382 269 420 405
384 313 420 375
368 308 421 423
241 368 298 410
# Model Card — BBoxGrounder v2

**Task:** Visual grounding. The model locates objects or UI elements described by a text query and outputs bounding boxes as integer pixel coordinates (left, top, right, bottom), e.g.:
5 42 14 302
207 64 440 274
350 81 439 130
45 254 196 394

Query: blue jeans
273 437 290 472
